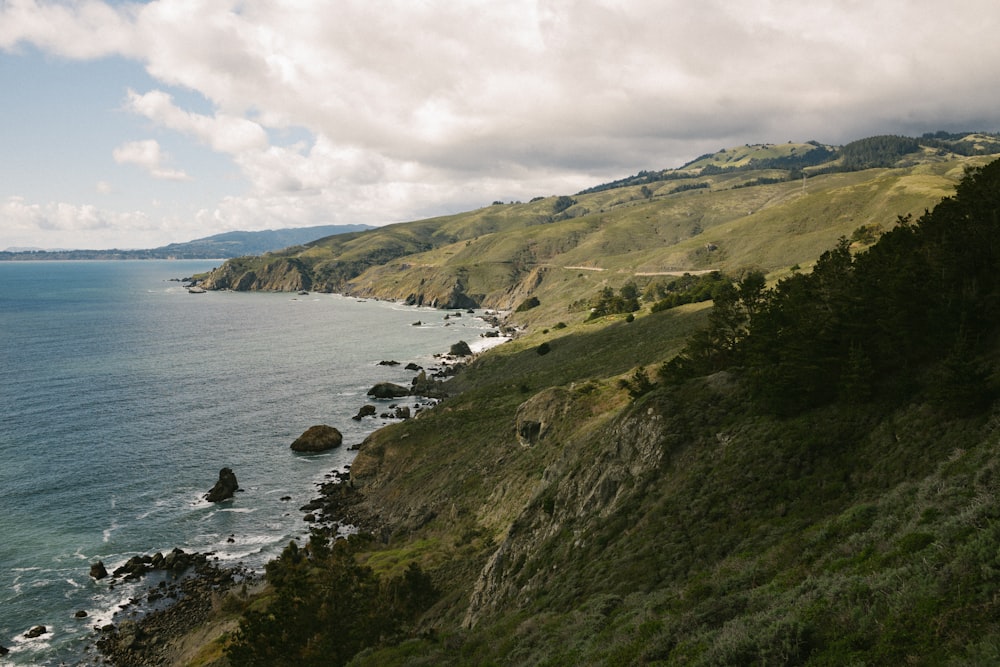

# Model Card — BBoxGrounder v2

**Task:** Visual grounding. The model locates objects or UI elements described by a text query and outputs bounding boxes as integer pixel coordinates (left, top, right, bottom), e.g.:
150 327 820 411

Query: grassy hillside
169 140 1000 666
198 136 999 324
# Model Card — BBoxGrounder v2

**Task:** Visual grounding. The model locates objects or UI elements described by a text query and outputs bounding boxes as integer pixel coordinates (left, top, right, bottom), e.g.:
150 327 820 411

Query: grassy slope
338 156 1000 665
201 153 994 312
347 310 1000 666
191 147 1000 666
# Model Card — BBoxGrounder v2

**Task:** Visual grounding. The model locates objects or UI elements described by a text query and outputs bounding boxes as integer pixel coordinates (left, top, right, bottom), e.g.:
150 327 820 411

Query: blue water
0 261 498 666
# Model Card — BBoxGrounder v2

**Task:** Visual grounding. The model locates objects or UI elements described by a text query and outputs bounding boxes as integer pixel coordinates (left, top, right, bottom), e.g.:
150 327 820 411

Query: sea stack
290 425 343 453
205 467 240 502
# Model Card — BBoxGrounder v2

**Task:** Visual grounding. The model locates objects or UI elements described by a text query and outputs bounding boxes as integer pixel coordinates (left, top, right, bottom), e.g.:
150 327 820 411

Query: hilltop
109 135 1000 666
197 132 1000 322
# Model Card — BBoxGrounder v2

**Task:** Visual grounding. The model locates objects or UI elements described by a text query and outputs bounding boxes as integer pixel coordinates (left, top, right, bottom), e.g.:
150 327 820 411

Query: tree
553 195 576 214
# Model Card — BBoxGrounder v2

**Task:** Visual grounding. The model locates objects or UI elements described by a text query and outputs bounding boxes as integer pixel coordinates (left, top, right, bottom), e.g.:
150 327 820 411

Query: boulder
290 425 343 453
75 610 88 618
367 382 410 399
205 467 240 502
352 404 377 420
90 560 108 580
411 371 449 399
24 625 47 639
449 340 473 357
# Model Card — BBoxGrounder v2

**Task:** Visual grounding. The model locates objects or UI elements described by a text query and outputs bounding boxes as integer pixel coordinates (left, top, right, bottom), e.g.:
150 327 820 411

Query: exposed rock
517 420 543 447
90 560 109 580
113 555 150 580
367 382 411 399
395 406 411 419
411 371 449 399
96 561 248 667
0 645 8 656
75 610 88 618
405 362 423 371
449 340 473 356
291 424 343 453
353 404 377 420
205 467 240 502
24 625 47 639
378 359 400 366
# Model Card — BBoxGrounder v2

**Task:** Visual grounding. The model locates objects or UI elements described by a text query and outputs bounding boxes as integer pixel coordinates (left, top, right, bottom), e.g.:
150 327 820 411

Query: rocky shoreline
93 559 254 667
88 317 509 666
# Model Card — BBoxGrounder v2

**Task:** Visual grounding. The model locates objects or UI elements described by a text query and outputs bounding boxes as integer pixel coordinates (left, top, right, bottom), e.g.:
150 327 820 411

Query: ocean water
0 260 499 666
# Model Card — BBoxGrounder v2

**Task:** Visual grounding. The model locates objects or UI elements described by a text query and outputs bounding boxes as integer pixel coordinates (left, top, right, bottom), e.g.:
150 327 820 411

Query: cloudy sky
2 0 999 250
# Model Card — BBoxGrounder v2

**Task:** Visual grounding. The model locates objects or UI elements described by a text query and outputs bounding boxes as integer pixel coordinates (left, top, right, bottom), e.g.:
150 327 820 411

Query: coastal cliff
106 151 1000 665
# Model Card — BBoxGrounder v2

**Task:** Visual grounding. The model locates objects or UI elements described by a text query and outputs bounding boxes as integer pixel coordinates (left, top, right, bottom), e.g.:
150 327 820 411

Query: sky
2 1 1000 250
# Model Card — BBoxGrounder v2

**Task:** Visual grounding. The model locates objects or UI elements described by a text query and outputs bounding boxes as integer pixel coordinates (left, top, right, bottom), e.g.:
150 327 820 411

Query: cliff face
463 386 675 626
198 257 312 292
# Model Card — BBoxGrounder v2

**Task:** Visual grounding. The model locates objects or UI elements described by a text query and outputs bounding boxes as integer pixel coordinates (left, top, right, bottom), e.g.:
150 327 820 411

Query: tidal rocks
96 561 247 667
367 382 410 399
205 467 240 502
290 424 343 453
24 625 47 639
90 560 109 580
449 340 473 356
352 404 377 420
411 371 448 399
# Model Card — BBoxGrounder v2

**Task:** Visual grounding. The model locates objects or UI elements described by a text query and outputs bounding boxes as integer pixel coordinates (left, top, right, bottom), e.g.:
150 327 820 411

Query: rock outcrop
352 405 377 420
290 425 343 452
90 560 109 580
367 382 410 399
205 467 239 502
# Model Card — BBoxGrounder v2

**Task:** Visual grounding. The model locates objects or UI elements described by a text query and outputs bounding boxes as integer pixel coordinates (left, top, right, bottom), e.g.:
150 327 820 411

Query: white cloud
3 0 1000 248
112 139 190 181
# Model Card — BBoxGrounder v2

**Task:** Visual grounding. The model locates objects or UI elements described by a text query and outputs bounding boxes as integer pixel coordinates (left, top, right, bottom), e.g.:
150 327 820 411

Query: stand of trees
226 534 437 667
664 160 1000 416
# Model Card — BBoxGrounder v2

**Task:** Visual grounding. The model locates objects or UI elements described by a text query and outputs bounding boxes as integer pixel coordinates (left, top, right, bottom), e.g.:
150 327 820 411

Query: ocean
0 260 499 666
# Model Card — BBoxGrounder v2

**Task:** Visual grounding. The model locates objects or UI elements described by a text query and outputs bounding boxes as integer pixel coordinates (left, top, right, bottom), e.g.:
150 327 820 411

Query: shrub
516 296 541 312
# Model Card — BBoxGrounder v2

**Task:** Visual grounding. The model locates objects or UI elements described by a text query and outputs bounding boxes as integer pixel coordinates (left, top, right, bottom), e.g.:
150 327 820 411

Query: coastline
88 312 510 666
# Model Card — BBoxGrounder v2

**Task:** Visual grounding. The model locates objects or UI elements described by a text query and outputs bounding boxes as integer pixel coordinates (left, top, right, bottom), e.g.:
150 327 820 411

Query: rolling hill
106 134 1000 666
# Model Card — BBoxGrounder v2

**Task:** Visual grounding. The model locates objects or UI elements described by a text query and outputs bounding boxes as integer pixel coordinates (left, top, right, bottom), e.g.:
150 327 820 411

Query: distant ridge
0 224 372 260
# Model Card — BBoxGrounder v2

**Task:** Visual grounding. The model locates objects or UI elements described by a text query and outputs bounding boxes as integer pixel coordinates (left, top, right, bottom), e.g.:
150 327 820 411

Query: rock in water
352 404 377 420
290 425 343 453
89 561 108 580
367 382 410 399
205 467 240 502
449 340 473 356
24 626 47 639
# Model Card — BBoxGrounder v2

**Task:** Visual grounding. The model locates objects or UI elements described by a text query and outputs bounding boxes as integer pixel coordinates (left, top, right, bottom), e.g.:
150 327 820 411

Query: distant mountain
0 224 372 260
150 224 373 258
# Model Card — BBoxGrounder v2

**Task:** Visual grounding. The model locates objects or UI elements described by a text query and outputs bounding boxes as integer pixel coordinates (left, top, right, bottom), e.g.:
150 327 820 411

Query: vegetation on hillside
664 160 1000 417
186 146 1000 666
196 133 1000 309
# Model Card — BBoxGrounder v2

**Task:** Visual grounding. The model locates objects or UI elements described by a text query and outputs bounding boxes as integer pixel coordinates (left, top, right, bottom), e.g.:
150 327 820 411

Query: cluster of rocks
95 561 251 667
89 548 213 583
296 467 381 535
